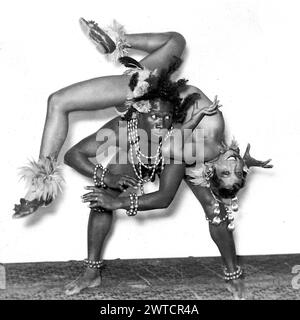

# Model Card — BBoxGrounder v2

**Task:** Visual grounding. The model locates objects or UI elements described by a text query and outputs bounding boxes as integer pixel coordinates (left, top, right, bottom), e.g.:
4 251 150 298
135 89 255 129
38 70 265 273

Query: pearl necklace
127 117 173 194
208 188 238 231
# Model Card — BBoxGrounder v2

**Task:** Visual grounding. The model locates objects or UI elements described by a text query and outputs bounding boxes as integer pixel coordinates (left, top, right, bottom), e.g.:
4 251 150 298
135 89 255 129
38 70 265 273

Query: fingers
260 159 273 168
119 178 138 189
245 143 251 154
263 165 273 169
83 195 99 202
89 202 101 208
122 175 138 185
82 189 106 202
84 186 101 191
262 159 273 168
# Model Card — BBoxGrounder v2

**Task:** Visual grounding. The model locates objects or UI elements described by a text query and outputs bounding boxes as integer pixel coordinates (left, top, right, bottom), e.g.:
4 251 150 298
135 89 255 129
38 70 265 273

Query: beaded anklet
83 259 104 270
223 265 243 281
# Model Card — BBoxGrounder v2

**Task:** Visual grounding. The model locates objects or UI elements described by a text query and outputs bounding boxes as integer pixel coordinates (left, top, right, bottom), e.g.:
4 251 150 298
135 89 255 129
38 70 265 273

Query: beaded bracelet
83 259 104 270
223 265 243 281
126 192 138 216
93 164 109 188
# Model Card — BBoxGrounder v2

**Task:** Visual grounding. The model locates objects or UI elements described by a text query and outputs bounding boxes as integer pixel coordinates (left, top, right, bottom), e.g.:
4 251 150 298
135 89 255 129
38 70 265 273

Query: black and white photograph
0 0 299 306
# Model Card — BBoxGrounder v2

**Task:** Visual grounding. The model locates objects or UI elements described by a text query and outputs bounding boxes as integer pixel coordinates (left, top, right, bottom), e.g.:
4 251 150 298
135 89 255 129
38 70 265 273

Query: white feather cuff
105 20 131 62
19 157 64 201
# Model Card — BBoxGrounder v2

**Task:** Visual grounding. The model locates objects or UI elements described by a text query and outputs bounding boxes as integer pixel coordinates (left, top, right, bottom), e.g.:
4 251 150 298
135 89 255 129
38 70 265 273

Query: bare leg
65 209 113 295
40 31 185 158
185 179 245 299
65 164 134 295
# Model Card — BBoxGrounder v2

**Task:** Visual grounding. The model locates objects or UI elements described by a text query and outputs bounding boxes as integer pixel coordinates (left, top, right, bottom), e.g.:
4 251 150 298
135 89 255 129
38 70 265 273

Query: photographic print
0 0 299 308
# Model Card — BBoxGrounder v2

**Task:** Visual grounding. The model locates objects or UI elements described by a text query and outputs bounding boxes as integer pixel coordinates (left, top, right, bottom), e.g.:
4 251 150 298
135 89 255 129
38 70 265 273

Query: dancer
14 19 272 299
63 55 219 295
14 19 189 217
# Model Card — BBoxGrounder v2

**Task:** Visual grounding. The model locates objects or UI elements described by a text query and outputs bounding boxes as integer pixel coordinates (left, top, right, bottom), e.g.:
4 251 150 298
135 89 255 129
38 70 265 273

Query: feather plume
19 157 64 202
185 164 210 187
118 56 144 70
105 20 130 62
229 137 240 153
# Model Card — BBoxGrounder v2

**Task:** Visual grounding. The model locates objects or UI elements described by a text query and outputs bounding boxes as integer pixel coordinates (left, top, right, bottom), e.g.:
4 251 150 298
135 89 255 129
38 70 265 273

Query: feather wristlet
19 156 64 202
13 157 64 218
105 19 131 62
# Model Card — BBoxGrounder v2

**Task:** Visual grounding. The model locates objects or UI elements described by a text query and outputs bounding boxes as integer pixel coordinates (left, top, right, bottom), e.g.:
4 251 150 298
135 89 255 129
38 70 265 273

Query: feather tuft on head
118 56 144 70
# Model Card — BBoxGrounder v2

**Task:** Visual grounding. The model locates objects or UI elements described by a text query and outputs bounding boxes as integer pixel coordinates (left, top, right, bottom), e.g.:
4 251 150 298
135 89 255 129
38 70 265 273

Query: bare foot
226 278 247 300
65 268 101 296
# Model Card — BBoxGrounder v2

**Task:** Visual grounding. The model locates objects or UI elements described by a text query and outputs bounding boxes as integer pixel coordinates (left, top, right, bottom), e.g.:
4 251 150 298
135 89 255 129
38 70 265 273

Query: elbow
159 196 173 209
64 147 77 167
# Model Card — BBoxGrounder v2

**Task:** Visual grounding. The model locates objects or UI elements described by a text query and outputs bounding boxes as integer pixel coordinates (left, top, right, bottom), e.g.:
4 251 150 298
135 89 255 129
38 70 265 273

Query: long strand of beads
208 187 239 231
127 117 173 195
128 118 162 187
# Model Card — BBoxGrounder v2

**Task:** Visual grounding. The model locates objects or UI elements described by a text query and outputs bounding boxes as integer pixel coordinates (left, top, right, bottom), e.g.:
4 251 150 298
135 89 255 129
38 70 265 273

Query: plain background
0 0 299 263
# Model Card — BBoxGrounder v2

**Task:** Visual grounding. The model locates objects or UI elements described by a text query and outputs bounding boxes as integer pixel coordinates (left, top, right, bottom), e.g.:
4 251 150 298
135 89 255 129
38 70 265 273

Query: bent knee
47 90 69 114
168 32 186 49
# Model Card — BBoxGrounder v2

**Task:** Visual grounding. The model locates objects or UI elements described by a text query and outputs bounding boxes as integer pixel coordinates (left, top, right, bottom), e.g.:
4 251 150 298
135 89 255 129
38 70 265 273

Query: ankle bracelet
223 265 243 281
83 259 104 269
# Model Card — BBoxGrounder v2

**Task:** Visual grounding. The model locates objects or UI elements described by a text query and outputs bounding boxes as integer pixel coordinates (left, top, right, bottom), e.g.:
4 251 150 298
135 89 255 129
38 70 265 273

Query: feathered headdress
119 56 201 122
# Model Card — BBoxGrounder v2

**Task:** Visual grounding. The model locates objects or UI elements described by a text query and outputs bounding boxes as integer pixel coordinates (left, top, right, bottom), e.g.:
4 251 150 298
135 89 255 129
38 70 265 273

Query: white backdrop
0 0 299 263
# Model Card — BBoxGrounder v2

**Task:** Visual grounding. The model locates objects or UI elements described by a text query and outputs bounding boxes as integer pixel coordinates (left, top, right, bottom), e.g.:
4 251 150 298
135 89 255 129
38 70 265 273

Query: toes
65 286 81 296
65 280 76 290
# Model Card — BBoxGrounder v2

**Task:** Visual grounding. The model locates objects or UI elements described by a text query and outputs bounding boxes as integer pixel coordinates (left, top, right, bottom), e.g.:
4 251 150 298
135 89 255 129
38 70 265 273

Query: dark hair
124 56 201 123
210 167 247 198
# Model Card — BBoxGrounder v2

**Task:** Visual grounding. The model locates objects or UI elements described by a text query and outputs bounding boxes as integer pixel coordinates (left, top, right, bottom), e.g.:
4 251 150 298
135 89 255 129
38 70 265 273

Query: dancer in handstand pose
14 19 272 299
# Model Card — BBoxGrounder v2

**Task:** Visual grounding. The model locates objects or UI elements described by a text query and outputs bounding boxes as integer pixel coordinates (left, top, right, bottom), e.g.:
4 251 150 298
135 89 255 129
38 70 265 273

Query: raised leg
40 31 185 158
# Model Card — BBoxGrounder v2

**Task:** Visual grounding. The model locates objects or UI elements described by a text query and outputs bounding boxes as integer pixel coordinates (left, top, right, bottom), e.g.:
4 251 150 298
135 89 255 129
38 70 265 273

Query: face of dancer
138 99 173 140
211 149 246 198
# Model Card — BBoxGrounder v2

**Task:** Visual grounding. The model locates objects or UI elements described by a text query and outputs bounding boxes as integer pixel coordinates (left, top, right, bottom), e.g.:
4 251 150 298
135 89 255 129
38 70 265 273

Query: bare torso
179 85 225 163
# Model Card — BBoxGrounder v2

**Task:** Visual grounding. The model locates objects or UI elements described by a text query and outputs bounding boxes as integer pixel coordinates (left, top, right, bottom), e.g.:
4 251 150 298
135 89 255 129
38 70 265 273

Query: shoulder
180 85 201 98
180 85 212 104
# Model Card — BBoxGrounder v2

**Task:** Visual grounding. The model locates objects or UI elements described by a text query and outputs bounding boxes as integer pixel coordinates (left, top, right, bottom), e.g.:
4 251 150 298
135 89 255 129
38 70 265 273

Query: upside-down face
210 149 247 198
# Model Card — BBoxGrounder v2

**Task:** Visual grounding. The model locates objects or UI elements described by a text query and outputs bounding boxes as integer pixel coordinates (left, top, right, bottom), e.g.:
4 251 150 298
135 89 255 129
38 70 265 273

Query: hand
104 172 138 191
82 186 121 211
192 95 221 118
243 143 273 169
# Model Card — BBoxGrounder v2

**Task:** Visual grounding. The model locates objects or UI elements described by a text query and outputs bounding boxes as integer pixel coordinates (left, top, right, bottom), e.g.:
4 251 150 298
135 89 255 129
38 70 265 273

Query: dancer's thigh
54 75 131 112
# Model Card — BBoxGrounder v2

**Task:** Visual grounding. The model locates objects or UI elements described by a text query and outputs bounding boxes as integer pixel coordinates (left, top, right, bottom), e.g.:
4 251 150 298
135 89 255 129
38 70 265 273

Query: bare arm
64 117 138 190
119 162 185 210
83 162 186 211
162 88 220 161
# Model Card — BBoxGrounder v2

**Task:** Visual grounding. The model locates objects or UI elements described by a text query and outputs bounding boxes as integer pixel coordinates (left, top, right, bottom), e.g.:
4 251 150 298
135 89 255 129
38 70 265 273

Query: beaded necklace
208 187 238 231
127 117 173 194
